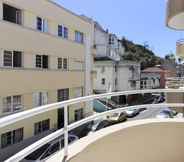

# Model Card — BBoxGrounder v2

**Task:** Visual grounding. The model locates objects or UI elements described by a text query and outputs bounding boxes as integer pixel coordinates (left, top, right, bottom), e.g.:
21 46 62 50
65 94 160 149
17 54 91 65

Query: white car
22 134 78 162
124 108 140 118
156 108 183 119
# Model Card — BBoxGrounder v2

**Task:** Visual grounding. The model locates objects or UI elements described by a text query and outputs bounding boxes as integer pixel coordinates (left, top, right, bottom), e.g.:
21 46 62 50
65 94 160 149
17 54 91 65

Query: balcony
54 119 184 162
166 0 184 30
2 89 184 162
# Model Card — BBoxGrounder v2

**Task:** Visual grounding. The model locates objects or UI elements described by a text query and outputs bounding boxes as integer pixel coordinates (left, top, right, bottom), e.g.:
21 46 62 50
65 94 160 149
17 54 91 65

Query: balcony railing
1 89 184 162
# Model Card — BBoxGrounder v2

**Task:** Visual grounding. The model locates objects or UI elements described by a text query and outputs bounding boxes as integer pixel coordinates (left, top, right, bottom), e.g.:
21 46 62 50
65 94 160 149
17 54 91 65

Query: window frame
35 55 49 69
37 17 43 31
1 128 23 148
75 31 84 44
58 57 63 69
2 95 23 113
63 27 68 39
33 92 48 107
58 25 63 37
34 119 50 135
3 50 22 68
3 3 22 25
63 58 68 70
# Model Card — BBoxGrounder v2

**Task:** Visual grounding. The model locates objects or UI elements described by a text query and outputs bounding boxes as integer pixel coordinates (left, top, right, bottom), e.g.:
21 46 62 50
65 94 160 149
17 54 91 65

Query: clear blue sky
54 0 183 58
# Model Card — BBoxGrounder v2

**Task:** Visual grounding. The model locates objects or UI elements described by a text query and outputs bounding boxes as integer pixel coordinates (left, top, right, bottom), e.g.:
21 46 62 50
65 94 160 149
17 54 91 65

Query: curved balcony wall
61 119 184 162
4 89 184 162
176 39 184 57
166 0 184 30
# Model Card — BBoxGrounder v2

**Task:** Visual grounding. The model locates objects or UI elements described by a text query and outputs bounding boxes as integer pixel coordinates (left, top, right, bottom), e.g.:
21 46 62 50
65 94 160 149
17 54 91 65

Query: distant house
141 66 176 89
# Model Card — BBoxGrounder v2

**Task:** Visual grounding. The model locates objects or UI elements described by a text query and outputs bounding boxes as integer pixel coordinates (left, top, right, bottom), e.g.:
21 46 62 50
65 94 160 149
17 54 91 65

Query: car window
41 142 60 160
25 144 50 160
96 121 110 131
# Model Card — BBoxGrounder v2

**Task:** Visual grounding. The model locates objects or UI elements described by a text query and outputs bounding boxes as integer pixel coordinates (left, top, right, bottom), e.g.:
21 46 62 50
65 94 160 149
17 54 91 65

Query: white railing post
64 105 68 160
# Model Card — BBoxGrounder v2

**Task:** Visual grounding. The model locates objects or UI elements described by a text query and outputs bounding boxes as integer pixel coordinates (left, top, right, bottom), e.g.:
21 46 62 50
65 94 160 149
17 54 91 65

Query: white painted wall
117 62 141 91
141 73 161 89
94 26 108 57
94 61 116 93
94 61 141 93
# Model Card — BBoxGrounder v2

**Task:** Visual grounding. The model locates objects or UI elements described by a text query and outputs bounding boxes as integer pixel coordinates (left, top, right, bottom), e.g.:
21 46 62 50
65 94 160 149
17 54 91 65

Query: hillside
120 38 164 70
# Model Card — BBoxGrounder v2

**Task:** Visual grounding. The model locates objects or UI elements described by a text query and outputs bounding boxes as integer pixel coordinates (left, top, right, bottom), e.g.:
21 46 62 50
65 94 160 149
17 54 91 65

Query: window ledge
0 67 84 72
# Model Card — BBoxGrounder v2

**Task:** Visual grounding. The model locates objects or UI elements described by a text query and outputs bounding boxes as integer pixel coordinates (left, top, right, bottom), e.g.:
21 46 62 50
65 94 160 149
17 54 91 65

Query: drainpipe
84 19 94 116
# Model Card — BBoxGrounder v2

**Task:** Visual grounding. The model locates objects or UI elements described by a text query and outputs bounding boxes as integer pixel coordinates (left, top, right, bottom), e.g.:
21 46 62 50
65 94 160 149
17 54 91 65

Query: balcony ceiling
167 0 184 30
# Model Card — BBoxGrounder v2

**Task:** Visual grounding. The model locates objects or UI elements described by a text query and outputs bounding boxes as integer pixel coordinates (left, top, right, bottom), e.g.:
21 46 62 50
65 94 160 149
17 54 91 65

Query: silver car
22 134 78 162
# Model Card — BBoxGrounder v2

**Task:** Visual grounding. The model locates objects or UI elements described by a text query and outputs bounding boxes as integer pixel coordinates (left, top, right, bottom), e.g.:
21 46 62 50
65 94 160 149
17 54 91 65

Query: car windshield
96 121 110 131
25 143 50 160
110 113 119 117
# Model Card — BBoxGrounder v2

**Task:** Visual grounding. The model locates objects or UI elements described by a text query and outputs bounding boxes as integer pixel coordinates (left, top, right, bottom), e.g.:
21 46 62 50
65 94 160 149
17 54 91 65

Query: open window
3 4 22 25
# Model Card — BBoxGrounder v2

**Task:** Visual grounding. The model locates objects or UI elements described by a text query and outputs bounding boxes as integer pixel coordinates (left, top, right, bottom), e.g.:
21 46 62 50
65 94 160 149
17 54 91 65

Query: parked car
138 107 147 113
69 121 93 138
88 113 127 135
156 96 165 103
107 112 127 122
156 108 178 119
23 134 78 162
125 108 140 118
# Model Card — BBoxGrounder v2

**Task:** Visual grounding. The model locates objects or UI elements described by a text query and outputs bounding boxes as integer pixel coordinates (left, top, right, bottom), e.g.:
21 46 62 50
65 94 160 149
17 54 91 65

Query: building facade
92 19 140 99
0 0 93 159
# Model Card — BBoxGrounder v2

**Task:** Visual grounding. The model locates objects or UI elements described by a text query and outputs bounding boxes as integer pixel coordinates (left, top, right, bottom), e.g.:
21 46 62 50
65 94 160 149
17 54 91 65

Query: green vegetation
120 38 164 70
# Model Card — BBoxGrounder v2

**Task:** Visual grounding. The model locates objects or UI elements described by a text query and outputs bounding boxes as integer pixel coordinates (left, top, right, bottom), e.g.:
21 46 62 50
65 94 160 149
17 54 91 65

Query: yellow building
0 0 93 157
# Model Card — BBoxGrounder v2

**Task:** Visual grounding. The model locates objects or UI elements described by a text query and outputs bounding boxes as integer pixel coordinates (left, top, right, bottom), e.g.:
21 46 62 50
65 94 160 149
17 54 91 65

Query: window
63 58 68 70
58 58 68 70
58 58 62 69
1 128 23 148
36 55 48 69
37 17 43 31
3 51 22 68
3 95 22 113
34 119 50 135
57 89 69 101
33 92 48 107
58 25 63 37
102 78 106 85
130 81 136 88
43 19 48 32
75 31 84 44
3 4 22 25
75 109 83 121
64 27 68 39
4 51 12 67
